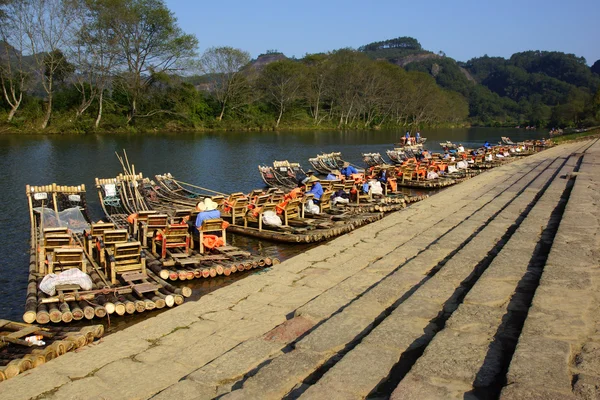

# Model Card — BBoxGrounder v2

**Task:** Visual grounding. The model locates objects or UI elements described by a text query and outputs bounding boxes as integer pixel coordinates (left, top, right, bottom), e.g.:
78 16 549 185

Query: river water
0 127 546 322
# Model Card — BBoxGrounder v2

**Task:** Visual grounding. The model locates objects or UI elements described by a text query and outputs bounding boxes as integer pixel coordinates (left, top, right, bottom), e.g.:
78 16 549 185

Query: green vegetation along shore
0 1 599 135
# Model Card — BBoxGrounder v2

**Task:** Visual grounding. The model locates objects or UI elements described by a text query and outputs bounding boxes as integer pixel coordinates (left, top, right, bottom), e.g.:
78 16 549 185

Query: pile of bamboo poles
0 324 104 381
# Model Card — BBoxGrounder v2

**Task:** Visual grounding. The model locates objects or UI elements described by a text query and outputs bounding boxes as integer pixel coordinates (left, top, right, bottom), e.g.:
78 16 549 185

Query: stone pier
1 139 599 400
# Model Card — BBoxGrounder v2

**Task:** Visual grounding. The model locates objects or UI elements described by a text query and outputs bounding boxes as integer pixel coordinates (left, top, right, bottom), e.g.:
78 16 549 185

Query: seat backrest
90 222 115 236
175 209 192 218
52 247 84 271
43 227 68 235
200 218 225 232
163 224 189 243
210 196 225 209
147 214 169 229
102 229 129 246
231 197 249 209
136 210 158 222
113 241 142 262
44 233 72 248
253 194 271 207
320 190 333 203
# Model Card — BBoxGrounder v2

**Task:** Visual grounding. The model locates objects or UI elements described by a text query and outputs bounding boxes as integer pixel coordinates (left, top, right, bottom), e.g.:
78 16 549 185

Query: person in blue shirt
340 162 358 179
326 169 340 180
415 131 421 142
193 198 221 233
303 175 323 204
484 141 491 149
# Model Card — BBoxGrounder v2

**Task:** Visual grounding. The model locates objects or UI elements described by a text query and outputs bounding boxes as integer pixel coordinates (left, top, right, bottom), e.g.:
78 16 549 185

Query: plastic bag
305 201 320 214
262 210 282 227
39 268 93 296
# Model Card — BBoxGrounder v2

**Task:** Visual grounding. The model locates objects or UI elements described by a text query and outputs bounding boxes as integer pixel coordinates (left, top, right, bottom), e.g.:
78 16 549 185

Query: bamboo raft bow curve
308 152 347 175
96 164 277 280
0 320 103 381
25 184 190 325
258 160 306 191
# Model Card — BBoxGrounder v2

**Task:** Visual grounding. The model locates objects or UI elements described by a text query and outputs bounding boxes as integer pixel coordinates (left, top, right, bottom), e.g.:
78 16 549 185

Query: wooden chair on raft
244 201 278 231
39 228 72 274
152 223 191 259
320 190 333 213
107 241 146 284
47 247 86 274
228 196 249 226
279 197 301 223
130 210 157 237
138 214 169 247
97 229 129 270
198 218 226 254
83 222 115 255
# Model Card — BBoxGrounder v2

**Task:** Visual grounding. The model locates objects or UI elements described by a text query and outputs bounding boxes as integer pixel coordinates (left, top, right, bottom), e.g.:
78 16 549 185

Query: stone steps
215 142 591 399
389 151 585 399
501 138 600 399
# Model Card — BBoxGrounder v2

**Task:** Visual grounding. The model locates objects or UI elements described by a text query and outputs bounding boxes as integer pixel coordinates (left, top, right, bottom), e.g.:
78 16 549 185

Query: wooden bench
108 241 146 284
152 224 191 259
198 218 226 254
228 196 249 225
281 198 301 224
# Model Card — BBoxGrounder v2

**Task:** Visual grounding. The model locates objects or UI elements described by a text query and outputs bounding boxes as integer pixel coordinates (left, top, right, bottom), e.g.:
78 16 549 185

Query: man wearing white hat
194 197 221 233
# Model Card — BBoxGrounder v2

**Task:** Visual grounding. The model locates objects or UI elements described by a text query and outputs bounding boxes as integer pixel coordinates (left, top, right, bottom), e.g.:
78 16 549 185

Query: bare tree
19 0 77 129
200 46 251 121
0 0 31 122
68 0 120 127
258 59 304 128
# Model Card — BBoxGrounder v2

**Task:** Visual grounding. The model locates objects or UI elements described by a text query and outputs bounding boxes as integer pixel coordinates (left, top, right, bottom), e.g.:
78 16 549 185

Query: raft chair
138 214 169 247
228 196 250 226
83 222 115 256
39 229 72 274
280 198 301 225
198 218 226 253
152 223 191 259
244 201 278 231
107 241 146 284
320 190 333 213
97 229 129 271
47 247 86 274
210 195 226 211
130 210 157 237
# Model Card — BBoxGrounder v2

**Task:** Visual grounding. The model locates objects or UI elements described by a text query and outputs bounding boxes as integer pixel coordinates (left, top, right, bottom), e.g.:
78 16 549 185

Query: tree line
0 0 597 133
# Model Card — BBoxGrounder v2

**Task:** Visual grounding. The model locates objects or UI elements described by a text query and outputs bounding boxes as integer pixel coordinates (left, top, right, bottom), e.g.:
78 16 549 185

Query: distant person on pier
340 162 358 179
415 131 421 142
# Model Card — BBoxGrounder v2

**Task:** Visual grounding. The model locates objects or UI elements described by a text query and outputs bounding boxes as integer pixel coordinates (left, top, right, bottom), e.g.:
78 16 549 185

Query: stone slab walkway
1 139 598 400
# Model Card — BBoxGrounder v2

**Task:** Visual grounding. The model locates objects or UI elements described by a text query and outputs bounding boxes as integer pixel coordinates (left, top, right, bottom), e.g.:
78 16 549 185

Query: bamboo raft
258 160 306 191
0 320 103 381
308 152 346 175
144 173 419 244
25 184 190 324
95 162 276 279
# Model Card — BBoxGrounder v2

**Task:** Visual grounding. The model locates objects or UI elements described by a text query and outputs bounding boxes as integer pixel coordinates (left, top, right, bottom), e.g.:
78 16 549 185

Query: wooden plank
7 326 39 339
121 271 146 281
133 283 159 295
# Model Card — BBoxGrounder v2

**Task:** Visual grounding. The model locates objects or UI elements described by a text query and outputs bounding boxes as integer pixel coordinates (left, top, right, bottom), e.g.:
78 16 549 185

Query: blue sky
165 0 600 65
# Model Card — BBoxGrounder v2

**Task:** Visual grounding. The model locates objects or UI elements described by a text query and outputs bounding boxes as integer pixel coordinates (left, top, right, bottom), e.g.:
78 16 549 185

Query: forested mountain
0 0 598 133
362 38 600 128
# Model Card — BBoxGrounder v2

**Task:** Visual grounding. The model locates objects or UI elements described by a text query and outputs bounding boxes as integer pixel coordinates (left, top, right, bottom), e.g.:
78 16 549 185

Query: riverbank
1 138 597 399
